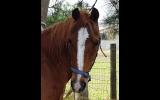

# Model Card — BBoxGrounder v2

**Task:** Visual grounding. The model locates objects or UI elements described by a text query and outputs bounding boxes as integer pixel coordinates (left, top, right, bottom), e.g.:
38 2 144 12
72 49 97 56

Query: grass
64 49 119 100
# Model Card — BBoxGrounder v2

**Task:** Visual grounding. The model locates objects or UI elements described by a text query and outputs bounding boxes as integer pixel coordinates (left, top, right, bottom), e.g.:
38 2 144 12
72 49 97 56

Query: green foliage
45 0 71 26
46 14 66 26
45 0 90 27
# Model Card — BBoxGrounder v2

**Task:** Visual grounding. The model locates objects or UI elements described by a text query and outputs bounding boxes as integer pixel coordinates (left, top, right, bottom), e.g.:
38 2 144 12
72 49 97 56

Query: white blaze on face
74 27 89 92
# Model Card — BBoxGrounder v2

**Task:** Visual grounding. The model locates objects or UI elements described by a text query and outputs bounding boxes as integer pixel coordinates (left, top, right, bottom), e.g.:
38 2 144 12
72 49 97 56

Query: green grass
64 49 119 100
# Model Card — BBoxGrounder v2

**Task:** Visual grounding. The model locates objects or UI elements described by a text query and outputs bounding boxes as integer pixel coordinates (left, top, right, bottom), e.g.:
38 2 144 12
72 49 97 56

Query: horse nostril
79 81 86 92
81 81 86 87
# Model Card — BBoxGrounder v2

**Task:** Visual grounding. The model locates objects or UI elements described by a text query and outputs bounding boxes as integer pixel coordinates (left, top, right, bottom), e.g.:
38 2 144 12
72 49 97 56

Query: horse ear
72 8 80 21
90 8 99 22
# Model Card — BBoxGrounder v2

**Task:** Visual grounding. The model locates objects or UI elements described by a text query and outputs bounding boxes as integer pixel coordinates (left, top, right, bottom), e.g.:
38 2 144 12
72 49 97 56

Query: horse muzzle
71 80 86 93
70 67 91 92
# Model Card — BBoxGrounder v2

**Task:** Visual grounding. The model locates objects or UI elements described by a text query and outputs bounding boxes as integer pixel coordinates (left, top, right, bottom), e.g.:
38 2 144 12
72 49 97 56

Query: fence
64 43 119 100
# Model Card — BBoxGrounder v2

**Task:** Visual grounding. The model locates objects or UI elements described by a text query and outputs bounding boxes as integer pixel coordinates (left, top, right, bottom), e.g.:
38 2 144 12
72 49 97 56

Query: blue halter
70 67 91 81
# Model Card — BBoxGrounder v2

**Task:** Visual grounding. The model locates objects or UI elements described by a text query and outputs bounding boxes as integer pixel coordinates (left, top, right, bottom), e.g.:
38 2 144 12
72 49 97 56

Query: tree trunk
41 0 50 21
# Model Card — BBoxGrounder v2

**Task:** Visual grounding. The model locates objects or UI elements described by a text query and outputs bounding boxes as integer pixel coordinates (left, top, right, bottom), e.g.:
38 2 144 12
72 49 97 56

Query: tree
104 0 119 40
46 0 91 26
75 0 90 10
46 0 73 26
41 0 50 21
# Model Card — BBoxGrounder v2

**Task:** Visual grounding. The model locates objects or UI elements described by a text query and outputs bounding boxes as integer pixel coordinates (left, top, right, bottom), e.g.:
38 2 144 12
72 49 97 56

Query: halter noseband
70 67 91 82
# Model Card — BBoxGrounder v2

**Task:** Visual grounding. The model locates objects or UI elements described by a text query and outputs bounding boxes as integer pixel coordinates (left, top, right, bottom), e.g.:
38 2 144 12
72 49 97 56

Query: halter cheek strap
70 67 91 82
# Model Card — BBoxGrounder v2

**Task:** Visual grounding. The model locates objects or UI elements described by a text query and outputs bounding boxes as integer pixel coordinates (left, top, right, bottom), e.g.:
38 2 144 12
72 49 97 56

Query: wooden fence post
110 44 117 100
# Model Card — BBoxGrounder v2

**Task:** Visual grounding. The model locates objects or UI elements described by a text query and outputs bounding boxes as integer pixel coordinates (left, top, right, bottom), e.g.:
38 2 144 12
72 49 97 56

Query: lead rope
100 44 107 58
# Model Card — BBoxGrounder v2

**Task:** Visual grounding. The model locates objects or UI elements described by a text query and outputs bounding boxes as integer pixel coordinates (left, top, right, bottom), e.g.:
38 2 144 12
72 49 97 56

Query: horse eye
95 38 100 47
94 40 100 47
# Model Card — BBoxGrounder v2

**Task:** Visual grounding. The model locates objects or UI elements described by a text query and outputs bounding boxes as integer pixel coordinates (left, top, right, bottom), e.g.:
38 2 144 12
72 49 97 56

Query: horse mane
41 19 71 66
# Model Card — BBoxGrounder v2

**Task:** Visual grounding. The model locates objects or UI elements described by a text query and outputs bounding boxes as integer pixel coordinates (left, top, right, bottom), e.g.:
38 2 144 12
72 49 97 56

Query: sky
48 0 110 23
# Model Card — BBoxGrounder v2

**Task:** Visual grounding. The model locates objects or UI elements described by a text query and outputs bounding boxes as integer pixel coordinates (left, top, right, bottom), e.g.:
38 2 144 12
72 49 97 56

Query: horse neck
41 21 72 70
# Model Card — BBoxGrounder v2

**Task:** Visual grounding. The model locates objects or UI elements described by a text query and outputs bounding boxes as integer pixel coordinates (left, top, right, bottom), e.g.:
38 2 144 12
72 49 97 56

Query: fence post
110 44 117 100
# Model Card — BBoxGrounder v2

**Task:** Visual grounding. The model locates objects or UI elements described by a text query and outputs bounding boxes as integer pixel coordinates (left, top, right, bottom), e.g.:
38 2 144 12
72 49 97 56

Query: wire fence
88 48 119 100
64 45 119 100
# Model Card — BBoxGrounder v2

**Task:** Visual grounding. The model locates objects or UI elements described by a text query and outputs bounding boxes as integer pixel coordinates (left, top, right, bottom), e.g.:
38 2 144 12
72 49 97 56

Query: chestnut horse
41 8 100 100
